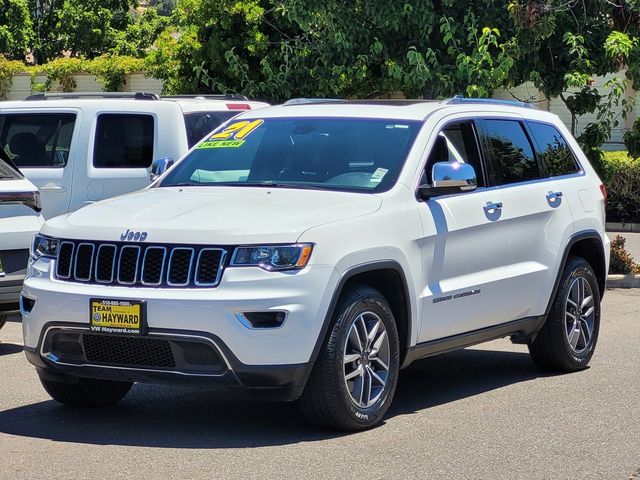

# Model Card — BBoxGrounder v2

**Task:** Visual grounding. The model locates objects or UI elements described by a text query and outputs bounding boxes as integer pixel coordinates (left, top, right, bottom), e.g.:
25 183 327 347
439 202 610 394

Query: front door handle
39 185 67 193
546 191 563 201
484 201 503 211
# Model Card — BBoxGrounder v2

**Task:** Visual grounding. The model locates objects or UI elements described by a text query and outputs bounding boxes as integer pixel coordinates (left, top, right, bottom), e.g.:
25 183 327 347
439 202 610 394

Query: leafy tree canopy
0 0 33 60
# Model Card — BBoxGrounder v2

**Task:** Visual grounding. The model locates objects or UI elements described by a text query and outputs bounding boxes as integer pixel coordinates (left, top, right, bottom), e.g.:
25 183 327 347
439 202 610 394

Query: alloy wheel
343 311 391 408
564 276 595 354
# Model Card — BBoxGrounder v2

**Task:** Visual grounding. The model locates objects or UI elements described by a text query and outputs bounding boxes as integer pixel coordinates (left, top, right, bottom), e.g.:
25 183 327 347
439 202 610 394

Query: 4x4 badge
120 229 148 242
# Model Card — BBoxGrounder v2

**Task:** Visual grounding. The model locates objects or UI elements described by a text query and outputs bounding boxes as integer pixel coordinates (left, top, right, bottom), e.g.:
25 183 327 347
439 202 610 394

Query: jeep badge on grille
120 229 148 242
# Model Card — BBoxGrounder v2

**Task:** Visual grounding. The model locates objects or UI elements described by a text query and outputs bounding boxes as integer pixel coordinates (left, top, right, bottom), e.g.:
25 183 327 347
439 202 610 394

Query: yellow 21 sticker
198 119 263 149
211 119 263 141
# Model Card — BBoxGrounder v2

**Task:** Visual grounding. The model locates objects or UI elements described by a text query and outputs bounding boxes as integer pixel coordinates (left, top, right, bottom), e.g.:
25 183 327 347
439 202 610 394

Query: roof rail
445 95 535 109
161 94 249 101
25 92 159 101
283 98 346 105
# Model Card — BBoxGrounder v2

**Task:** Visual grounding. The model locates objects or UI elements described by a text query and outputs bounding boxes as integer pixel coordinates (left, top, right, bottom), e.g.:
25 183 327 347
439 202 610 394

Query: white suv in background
0 155 43 328
0 93 269 218
21 98 609 431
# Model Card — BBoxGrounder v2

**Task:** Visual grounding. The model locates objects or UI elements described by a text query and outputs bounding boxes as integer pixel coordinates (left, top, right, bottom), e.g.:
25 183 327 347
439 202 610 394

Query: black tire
300 285 400 431
40 377 133 407
529 256 601 372
0 314 7 331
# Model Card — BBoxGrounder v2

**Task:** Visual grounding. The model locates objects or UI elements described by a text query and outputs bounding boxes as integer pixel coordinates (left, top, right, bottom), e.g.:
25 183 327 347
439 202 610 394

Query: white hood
42 186 382 244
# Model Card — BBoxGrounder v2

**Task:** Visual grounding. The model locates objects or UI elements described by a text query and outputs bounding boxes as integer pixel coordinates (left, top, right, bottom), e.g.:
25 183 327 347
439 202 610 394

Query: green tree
29 0 64 64
113 8 169 57
507 0 640 169
146 0 515 101
59 0 135 58
28 0 137 63
148 0 176 16
0 0 33 60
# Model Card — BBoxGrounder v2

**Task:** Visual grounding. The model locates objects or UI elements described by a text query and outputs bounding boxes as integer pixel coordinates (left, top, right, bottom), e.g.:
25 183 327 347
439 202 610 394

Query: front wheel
529 256 601 371
300 285 400 431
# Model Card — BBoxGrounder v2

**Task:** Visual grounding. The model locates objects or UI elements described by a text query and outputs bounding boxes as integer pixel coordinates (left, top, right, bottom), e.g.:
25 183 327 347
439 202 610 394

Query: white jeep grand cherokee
21 98 609 431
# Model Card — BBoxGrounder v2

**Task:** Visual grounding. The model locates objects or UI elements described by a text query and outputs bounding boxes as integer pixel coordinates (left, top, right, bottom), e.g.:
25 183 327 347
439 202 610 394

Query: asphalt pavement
0 289 639 480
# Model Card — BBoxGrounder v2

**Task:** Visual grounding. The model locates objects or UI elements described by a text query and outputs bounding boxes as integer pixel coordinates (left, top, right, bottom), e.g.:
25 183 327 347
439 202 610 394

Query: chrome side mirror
149 157 174 182
418 162 477 199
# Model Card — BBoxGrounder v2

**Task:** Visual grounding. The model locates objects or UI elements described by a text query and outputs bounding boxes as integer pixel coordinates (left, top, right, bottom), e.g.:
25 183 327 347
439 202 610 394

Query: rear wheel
40 377 133 407
529 256 600 371
300 285 400 431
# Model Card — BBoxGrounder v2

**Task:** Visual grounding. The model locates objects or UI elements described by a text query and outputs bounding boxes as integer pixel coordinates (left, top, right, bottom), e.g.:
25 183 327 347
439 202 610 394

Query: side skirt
401 315 545 368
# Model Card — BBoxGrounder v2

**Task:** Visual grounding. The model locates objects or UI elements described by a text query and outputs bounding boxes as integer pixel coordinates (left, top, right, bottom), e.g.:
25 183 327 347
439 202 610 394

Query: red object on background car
226 103 252 110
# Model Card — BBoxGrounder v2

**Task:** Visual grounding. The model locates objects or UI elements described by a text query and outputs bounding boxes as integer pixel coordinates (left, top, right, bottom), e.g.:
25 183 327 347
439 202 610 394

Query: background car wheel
300 285 400 431
528 256 601 372
40 377 133 407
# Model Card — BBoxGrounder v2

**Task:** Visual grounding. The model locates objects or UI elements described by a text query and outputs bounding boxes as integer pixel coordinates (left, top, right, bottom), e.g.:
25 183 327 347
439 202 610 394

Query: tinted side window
480 119 539 186
93 114 154 168
0 113 76 168
528 122 580 177
184 111 238 148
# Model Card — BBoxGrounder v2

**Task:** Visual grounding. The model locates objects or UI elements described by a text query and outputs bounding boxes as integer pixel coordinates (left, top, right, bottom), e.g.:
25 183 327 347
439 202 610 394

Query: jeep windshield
159 117 421 192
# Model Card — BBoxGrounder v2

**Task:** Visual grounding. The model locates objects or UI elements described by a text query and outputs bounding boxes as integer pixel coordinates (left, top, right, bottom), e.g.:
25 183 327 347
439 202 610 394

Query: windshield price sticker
198 119 264 149
370 167 389 183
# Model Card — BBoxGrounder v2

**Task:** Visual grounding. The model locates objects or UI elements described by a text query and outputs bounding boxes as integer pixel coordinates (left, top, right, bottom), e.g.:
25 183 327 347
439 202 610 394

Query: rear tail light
226 103 251 110
599 184 607 204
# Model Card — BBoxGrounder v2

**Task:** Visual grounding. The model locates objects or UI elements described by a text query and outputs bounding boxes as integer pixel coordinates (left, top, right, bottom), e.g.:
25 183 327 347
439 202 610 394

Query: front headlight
30 234 59 260
230 244 313 271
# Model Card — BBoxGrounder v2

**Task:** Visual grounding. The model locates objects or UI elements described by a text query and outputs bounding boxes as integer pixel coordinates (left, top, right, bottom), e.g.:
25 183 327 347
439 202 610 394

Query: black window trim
415 115 587 201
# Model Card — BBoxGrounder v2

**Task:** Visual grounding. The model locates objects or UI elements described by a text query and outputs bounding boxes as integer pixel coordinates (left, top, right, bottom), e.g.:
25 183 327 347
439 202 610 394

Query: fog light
235 311 286 329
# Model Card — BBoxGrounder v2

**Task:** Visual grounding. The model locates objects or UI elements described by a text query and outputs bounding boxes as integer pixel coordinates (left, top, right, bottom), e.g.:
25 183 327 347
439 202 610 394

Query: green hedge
0 55 146 97
602 151 640 223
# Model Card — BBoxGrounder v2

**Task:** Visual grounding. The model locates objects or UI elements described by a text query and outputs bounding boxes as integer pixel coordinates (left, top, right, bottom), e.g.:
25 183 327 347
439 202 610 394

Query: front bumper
0 249 29 312
24 324 312 401
22 259 338 397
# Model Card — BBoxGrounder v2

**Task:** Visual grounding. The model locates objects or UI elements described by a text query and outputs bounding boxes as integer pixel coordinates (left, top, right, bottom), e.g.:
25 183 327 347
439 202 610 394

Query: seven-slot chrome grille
55 240 228 288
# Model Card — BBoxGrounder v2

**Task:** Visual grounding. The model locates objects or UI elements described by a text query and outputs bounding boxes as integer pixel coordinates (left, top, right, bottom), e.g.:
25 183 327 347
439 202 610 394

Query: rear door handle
546 191 563 201
484 201 503 211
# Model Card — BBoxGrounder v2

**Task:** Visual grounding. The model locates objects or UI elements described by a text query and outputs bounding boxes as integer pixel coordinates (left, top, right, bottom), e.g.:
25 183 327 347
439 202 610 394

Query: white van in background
0 93 269 218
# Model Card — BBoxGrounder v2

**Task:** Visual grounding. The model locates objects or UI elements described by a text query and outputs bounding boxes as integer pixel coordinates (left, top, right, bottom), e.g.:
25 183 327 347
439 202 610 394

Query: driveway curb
607 274 640 288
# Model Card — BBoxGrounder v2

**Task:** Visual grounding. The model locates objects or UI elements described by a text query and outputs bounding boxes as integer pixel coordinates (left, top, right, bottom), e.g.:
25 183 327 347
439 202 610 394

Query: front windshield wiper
232 181 327 191
162 181 327 191
163 181 203 187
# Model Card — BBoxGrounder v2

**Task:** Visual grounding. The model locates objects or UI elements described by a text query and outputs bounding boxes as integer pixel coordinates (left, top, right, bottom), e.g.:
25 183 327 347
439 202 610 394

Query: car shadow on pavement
389 347 552 417
0 348 552 448
0 343 22 356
